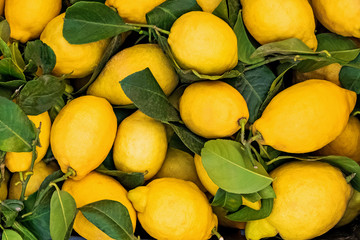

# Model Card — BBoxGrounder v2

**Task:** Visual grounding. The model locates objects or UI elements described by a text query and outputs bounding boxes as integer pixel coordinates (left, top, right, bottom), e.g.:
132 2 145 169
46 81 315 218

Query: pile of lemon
1 0 360 240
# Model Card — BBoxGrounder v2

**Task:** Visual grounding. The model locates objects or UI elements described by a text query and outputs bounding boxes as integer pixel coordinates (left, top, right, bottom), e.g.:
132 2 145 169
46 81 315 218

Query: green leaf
10 42 26 70
0 200 23 227
0 80 26 89
70 0 105 3
12 221 37 240
0 97 35 152
258 185 276 199
168 122 206 155
48 96 66 122
80 200 136 240
211 188 242 212
339 54 360 94
168 133 192 155
201 139 273 194
2 229 23 240
146 0 201 31
0 38 11 58
0 20 10 43
120 68 181 122
63 2 137 44
96 165 145 190
242 192 261 203
0 58 26 80
0 87 12 99
251 38 314 59
17 75 66 115
50 190 77 240
226 65 275 123
226 198 273 221
24 40 56 75
212 0 228 22
227 0 241 27
234 11 263 64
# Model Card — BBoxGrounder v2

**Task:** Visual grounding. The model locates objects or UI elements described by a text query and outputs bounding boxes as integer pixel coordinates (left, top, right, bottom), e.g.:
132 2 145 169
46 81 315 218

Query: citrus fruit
8 161 59 200
311 0 360 37
153 147 206 192
0 170 10 201
5 0 61 43
179 81 249 138
245 161 352 240
336 189 360 227
196 0 222 12
127 178 218 240
50 95 117 180
5 111 51 172
62 171 137 239
113 110 167 180
241 0 317 50
87 43 178 105
293 63 342 86
105 0 166 24
40 13 109 78
0 0 4 16
168 11 238 75
252 79 357 153
317 116 360 163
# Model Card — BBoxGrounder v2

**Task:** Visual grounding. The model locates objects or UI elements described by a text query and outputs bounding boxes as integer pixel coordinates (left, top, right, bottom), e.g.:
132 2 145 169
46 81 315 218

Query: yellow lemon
5 111 51 172
253 79 357 153
5 0 61 43
105 0 166 24
8 161 59 200
293 63 342 86
317 116 360 163
128 178 218 240
50 95 117 180
179 81 249 139
311 0 360 37
196 0 222 12
62 171 137 239
337 189 360 227
0 170 10 201
153 147 206 192
87 43 178 105
40 13 109 78
246 161 352 240
241 0 317 50
113 110 167 180
168 11 238 75
0 0 4 15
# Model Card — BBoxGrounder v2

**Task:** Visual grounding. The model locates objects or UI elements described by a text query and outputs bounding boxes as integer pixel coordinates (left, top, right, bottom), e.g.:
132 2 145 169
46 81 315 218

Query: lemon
105 0 166 24
113 110 167 180
317 116 360 163
311 0 360 37
246 161 352 240
179 81 249 139
196 0 222 12
337 189 360 227
8 161 59 200
62 171 137 239
5 0 61 43
212 206 246 230
5 111 51 172
50 95 117 180
128 178 218 240
168 11 238 75
0 0 4 16
241 0 317 50
0 170 10 201
40 13 109 78
253 79 357 153
153 147 206 192
293 63 342 86
87 43 178 105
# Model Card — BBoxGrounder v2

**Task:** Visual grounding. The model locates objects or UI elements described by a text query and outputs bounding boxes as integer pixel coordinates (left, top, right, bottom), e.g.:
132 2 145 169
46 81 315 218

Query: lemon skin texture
105 0 166 24
87 43 178 105
317 116 360 163
268 161 352 240
0 0 4 15
179 81 249 139
168 11 238 75
128 178 218 240
5 0 61 43
8 161 59 200
113 111 167 180
196 0 222 12
5 111 51 172
241 0 317 50
293 63 342 86
0 170 10 201
62 171 137 240
50 95 117 180
253 79 357 153
40 13 109 78
311 0 360 37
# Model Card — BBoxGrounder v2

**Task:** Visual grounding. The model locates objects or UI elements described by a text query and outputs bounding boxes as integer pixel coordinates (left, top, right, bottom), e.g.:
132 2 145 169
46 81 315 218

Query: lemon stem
238 118 247 145
126 23 170 35
211 228 224 240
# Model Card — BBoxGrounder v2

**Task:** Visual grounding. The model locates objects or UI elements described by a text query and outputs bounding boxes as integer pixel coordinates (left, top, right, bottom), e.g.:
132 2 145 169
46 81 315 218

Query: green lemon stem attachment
211 227 224 240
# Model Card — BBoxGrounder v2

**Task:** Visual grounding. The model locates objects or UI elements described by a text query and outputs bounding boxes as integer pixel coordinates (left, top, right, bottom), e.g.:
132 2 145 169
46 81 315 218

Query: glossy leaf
2 229 23 240
80 200 136 240
226 198 273 221
227 0 241 27
63 2 137 44
212 0 228 22
0 97 35 152
24 40 56 75
0 200 21 227
201 139 273 194
18 75 66 115
120 68 181 122
339 54 360 94
12 221 38 240
10 42 26 70
0 20 10 43
0 58 26 80
211 188 242 212
0 80 26 89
